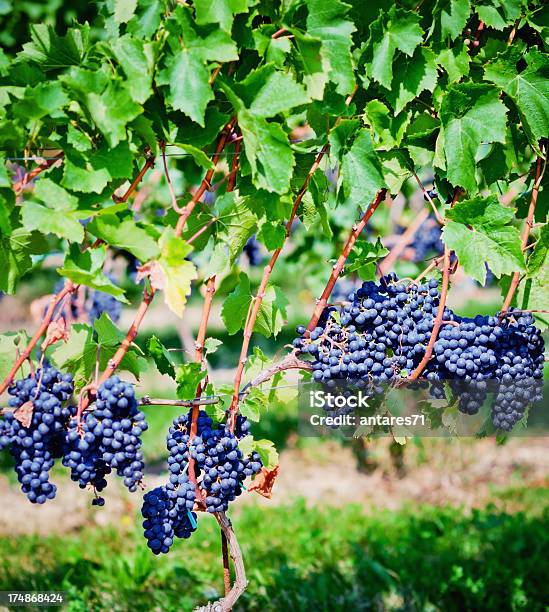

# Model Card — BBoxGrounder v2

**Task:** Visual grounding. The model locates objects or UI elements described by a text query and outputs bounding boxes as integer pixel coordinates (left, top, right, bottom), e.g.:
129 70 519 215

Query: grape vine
0 1 547 610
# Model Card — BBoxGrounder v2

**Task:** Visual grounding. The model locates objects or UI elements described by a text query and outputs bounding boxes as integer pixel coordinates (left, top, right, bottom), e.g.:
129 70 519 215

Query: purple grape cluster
63 376 147 503
142 486 177 555
140 410 261 553
53 278 122 324
396 214 443 262
192 423 262 513
87 290 122 323
243 236 263 266
4 367 74 503
293 275 545 431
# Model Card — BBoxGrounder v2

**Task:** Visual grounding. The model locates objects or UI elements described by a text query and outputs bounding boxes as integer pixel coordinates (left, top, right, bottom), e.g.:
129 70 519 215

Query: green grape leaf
94 313 127 347
221 273 253 335
204 337 223 355
254 284 289 338
257 220 285 250
176 362 207 399
111 34 154 104
366 7 423 90
306 0 356 95
239 387 267 422
484 48 549 155
87 81 143 148
241 65 310 118
364 100 410 148
514 267 549 328
57 245 129 301
146 335 176 378
88 215 159 261
22 202 85 243
206 191 258 277
443 196 524 284
237 109 295 194
527 223 548 277
476 4 508 30
19 23 89 69
340 130 385 207
48 323 96 384
437 44 470 82
157 49 213 126
436 0 471 41
437 84 508 193
193 0 249 32
114 0 137 24
294 33 328 100
0 228 39 293
387 47 438 114
253 438 279 469
345 238 389 278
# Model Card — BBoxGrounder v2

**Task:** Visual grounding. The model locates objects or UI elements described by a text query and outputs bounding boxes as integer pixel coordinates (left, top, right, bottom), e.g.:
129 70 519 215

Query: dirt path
0 436 547 536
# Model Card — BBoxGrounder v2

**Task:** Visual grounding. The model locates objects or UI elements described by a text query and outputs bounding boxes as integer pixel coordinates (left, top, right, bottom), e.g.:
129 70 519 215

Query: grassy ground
0 490 547 612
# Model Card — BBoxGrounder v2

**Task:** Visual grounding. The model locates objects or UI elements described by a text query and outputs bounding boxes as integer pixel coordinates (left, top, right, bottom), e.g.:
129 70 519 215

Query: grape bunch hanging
0 371 148 504
142 409 262 555
293 275 545 431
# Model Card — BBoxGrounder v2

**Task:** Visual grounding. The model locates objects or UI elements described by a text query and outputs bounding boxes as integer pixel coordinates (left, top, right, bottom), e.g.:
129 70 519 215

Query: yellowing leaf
155 228 198 317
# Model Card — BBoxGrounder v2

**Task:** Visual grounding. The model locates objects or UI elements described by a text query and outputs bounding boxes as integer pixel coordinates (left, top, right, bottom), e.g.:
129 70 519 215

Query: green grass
0 493 547 611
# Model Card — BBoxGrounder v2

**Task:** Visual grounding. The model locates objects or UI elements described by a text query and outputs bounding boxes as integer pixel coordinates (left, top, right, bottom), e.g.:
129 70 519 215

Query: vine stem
239 352 312 398
306 190 387 333
378 207 430 275
410 171 444 224
12 153 64 194
500 153 545 315
193 512 247 612
407 245 451 381
0 281 77 395
227 142 333 430
139 396 220 407
161 142 185 214
410 255 444 284
188 137 242 527
98 287 156 386
112 153 156 203
175 119 236 238
406 188 461 381
221 531 231 599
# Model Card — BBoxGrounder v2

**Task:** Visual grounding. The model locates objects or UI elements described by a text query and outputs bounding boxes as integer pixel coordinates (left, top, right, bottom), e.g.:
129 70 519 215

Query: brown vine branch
406 188 461 380
98 287 155 385
378 207 430 275
306 189 387 333
0 281 77 395
500 153 545 315
194 513 247 612
221 531 231 599
161 142 185 214
240 352 312 398
271 27 288 39
227 142 333 429
175 119 236 238
410 255 444 285
12 153 64 194
112 152 156 203
139 396 220 407
410 171 444 224
407 247 451 381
